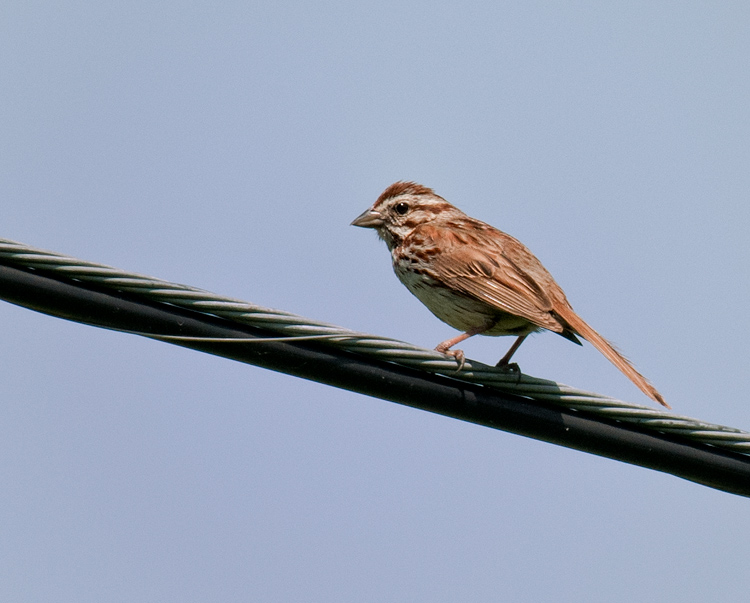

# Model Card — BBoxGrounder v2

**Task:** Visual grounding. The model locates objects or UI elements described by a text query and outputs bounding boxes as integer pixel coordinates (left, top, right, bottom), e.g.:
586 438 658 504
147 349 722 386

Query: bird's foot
495 360 521 373
495 360 522 384
437 346 466 372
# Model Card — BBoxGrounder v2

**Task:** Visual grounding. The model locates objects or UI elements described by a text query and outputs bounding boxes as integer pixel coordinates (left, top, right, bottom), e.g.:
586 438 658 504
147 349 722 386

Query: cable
0 238 749 496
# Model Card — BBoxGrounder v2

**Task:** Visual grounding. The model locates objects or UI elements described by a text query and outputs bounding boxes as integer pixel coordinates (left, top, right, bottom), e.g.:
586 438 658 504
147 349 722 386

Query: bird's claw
495 361 522 384
495 361 520 373
438 348 466 372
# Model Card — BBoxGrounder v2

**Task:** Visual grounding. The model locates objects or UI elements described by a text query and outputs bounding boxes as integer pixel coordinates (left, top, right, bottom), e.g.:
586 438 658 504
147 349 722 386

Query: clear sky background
2 2 749 601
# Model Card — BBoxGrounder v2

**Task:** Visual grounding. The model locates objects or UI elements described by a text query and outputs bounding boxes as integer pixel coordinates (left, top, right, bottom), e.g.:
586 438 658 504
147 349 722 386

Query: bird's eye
394 202 409 215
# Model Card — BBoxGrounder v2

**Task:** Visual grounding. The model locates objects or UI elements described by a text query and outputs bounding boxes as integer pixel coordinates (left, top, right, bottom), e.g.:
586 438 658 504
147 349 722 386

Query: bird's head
351 181 462 249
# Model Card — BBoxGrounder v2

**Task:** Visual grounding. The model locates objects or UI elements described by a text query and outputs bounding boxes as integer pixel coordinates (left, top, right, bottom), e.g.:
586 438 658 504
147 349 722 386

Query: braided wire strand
1 238 747 454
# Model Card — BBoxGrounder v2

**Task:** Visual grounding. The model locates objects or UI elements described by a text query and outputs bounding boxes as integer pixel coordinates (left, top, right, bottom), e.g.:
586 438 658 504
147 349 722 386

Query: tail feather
555 307 669 408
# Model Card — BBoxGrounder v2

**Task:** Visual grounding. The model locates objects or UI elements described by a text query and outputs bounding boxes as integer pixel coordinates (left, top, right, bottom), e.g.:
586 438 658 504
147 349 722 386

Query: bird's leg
435 326 488 371
495 334 528 372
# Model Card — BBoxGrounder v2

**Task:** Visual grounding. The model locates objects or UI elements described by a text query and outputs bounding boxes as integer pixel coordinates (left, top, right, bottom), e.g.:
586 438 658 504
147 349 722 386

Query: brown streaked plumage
351 181 668 408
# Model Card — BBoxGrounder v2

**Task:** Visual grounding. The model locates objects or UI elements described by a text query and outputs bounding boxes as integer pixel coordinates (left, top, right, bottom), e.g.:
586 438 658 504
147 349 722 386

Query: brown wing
416 223 567 333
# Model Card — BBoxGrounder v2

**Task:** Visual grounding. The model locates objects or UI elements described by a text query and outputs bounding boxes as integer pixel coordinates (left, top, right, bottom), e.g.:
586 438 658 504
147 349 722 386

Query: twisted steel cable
0 237 747 455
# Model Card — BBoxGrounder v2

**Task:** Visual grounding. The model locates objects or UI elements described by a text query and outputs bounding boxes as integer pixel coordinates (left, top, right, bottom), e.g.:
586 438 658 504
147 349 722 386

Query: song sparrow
352 181 668 408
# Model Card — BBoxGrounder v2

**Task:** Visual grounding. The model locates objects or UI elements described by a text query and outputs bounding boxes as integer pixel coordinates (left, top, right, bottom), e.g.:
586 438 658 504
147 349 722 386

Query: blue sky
2 2 750 601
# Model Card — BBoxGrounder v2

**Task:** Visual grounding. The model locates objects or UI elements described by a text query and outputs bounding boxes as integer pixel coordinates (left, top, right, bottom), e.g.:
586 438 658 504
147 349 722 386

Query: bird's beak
351 208 384 228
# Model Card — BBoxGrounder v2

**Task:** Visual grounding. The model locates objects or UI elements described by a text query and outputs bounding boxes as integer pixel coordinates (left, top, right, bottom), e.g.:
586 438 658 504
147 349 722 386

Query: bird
351 181 668 408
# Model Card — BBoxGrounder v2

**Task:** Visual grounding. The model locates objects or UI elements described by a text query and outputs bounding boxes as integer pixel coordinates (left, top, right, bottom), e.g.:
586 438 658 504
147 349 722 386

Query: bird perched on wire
352 181 668 408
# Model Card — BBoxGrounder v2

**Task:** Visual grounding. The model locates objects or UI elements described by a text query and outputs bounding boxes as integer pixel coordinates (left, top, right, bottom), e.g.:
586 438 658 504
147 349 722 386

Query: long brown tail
555 307 669 408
